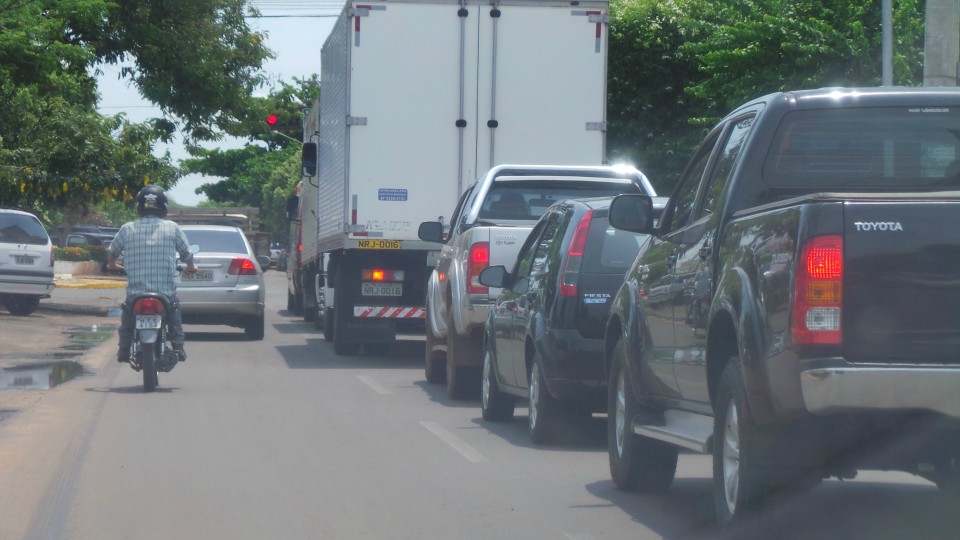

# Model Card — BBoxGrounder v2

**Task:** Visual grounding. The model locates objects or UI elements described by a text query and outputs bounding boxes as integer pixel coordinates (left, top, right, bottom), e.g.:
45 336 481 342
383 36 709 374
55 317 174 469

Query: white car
176 225 266 340
0 209 55 316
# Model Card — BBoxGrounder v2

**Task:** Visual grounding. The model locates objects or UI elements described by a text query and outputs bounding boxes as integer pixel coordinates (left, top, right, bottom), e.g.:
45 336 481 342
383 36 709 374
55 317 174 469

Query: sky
95 2 339 206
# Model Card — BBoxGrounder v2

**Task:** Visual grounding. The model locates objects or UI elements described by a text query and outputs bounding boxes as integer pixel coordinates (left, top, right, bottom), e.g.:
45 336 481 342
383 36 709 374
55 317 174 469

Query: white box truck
290 0 611 355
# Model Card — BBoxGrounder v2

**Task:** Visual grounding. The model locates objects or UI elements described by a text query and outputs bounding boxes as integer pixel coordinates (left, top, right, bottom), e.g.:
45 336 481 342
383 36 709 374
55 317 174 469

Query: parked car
176 225 266 340
0 209 55 315
477 196 662 443
268 242 283 268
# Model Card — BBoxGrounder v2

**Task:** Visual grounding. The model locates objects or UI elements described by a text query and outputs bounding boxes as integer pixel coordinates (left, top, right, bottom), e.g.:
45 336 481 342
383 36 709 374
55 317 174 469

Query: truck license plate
362 282 402 296
136 315 162 329
358 240 401 249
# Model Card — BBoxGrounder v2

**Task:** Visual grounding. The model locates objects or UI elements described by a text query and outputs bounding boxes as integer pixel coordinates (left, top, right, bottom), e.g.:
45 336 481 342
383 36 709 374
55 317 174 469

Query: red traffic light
266 114 279 127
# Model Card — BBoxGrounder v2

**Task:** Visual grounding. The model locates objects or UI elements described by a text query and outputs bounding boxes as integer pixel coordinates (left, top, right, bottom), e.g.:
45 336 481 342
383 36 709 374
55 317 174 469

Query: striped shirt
107 216 193 297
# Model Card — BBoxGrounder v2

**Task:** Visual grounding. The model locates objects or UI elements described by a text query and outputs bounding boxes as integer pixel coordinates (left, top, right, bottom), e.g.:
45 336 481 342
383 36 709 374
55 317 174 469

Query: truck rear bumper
801 366 960 418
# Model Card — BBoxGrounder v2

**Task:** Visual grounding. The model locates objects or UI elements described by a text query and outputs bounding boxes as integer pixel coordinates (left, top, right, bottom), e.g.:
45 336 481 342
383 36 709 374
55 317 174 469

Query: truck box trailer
289 0 611 354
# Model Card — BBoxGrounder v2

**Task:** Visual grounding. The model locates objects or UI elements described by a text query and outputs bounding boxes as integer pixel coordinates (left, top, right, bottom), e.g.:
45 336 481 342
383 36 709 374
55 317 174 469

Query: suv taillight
792 235 843 345
466 242 490 294
228 258 259 276
560 210 593 297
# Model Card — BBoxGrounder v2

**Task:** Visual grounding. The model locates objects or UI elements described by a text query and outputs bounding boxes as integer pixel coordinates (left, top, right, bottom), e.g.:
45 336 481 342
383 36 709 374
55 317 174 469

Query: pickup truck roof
463 164 657 225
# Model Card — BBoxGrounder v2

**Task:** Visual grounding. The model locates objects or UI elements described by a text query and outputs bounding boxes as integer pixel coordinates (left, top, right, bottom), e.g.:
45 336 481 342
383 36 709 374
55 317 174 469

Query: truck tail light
792 235 843 345
560 210 593 297
228 258 259 276
362 269 404 281
133 297 165 315
466 241 489 294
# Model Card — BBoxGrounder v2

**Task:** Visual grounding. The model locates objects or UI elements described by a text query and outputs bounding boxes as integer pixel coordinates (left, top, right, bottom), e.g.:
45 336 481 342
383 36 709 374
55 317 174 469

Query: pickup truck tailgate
844 200 960 363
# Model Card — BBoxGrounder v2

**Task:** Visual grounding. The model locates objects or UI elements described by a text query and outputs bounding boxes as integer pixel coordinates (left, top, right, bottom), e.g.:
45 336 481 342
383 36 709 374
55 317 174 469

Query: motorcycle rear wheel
141 346 159 392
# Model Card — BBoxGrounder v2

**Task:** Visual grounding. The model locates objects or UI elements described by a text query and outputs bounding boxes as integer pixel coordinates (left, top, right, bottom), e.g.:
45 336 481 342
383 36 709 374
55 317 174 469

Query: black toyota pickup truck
604 87 960 534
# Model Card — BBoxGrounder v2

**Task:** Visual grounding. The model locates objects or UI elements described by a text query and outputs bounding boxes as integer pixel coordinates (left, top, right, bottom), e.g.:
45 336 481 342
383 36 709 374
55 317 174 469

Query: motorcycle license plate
136 315 162 329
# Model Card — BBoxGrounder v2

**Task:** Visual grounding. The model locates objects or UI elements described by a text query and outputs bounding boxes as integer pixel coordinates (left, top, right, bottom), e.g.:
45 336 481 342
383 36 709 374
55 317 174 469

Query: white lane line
419 421 489 463
357 375 392 395
563 534 596 540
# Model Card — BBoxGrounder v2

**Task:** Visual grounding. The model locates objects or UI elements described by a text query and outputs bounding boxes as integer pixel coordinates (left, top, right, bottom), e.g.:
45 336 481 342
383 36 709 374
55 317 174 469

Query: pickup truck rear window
478 180 643 221
763 107 960 189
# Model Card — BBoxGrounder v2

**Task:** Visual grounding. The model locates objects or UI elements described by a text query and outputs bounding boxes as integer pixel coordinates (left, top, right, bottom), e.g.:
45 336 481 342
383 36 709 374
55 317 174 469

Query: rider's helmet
136 186 169 218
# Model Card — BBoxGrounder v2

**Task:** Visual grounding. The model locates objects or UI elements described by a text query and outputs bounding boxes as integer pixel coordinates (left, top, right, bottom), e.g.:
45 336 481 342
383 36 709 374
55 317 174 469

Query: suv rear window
478 180 642 221
183 229 248 254
0 213 49 245
763 107 960 189
582 217 646 274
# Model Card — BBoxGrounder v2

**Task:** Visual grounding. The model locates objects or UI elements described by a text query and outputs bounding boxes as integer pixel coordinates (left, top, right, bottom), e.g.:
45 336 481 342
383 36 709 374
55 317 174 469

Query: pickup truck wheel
445 312 480 399
607 338 677 492
713 357 786 534
481 344 514 421
529 357 562 444
424 323 446 384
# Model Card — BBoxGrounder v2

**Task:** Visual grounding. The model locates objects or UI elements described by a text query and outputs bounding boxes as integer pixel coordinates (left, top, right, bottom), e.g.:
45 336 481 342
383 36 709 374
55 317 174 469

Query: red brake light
792 235 843 345
133 298 165 315
228 258 259 276
467 242 490 294
560 210 593 297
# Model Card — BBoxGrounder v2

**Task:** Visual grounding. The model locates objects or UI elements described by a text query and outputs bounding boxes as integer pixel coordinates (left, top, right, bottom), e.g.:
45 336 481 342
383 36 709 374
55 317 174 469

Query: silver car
176 225 266 340
0 209 55 315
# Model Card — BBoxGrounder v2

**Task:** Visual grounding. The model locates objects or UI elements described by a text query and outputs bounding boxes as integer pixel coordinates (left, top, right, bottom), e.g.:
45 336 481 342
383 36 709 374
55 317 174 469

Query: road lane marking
357 375 392 395
419 421 489 463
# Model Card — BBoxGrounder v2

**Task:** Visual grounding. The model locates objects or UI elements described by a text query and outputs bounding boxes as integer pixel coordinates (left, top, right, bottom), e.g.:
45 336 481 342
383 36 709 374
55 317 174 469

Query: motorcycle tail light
133 298 165 315
228 258 259 275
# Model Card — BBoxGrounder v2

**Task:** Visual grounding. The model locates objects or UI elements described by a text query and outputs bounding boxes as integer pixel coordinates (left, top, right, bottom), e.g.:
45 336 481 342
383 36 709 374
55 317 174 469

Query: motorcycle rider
107 186 197 363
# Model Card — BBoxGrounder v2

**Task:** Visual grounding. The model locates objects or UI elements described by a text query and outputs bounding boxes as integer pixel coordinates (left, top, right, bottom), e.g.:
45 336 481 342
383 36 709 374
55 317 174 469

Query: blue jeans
118 294 185 350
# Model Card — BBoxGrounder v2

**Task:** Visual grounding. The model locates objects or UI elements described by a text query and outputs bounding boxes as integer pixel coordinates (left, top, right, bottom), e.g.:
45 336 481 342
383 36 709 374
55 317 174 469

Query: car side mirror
256 255 271 269
609 194 654 234
418 221 444 243
478 265 510 289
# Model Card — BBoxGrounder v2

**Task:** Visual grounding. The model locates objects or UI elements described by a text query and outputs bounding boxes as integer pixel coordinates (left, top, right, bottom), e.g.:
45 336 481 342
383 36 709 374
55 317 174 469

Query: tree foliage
0 0 272 223
607 0 926 193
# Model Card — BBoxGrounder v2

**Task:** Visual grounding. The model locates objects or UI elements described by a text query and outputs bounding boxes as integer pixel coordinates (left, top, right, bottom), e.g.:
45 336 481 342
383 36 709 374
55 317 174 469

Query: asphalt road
1 271 959 539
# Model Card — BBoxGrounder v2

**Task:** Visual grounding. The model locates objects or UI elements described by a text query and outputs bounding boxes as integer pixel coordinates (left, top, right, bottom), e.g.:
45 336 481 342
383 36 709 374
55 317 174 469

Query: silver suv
0 209 55 315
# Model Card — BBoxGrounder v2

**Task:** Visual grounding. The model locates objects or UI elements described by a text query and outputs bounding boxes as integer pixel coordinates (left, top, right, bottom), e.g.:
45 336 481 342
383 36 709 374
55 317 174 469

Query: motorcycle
127 292 181 392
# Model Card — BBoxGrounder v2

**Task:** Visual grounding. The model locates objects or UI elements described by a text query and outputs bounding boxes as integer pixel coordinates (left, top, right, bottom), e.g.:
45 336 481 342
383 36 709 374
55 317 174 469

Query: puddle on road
0 324 115 392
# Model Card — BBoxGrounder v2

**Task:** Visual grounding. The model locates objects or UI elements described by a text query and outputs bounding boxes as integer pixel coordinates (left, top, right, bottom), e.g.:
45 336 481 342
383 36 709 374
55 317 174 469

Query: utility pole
883 0 893 85
924 0 960 86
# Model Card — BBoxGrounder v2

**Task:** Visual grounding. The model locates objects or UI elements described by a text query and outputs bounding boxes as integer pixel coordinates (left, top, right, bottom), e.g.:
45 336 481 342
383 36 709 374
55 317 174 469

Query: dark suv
477 196 661 443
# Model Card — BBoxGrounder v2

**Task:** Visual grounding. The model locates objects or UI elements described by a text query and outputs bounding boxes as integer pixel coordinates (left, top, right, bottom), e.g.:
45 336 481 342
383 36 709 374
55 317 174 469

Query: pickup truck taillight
560 210 593 297
466 242 489 294
792 235 843 345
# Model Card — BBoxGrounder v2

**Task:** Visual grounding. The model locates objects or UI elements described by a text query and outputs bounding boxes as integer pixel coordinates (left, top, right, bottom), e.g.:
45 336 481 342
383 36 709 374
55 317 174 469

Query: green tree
606 0 926 193
0 0 272 220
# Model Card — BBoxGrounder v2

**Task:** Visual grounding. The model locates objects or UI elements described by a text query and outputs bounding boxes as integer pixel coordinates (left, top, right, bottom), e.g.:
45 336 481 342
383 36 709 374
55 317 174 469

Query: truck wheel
445 311 480 399
322 308 334 341
332 306 360 355
713 357 785 535
302 288 315 322
424 321 446 384
529 355 562 444
607 337 677 492
3 295 40 316
481 344 514 421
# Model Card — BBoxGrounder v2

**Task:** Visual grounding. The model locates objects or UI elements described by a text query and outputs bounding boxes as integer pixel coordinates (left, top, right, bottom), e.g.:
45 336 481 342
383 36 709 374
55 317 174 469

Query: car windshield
0 214 48 245
763 106 960 189
478 180 642 221
182 229 247 254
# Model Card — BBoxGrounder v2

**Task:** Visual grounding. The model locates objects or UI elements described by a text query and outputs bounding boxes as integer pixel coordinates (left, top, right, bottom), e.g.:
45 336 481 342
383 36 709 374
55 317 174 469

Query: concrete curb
37 303 118 317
